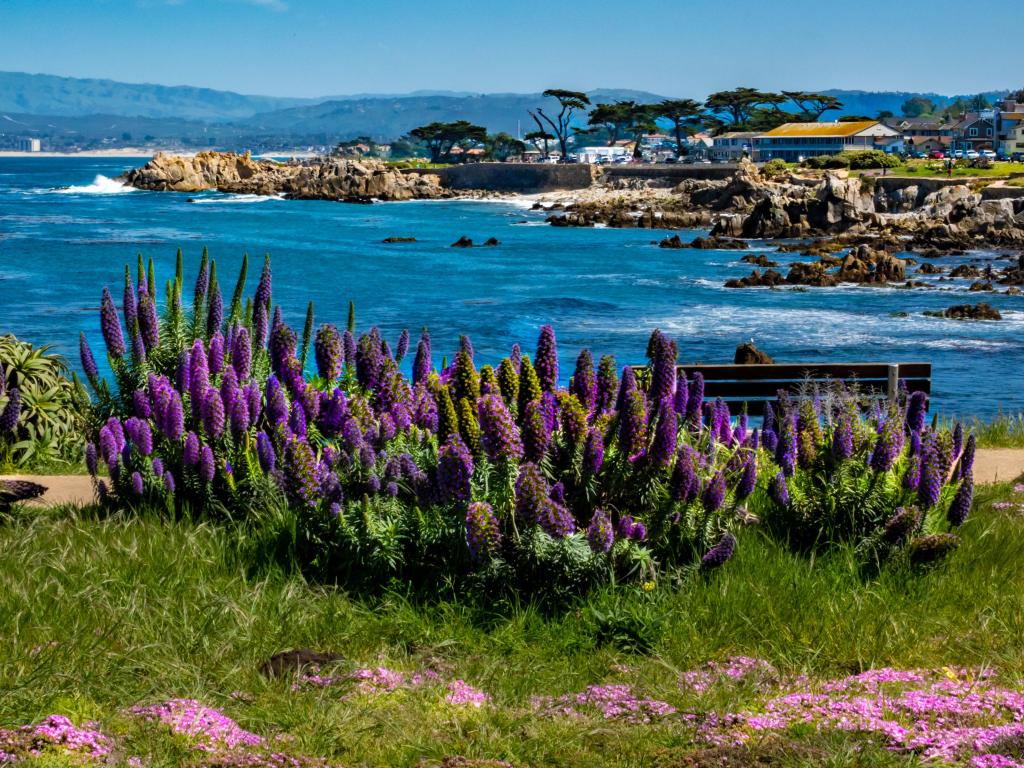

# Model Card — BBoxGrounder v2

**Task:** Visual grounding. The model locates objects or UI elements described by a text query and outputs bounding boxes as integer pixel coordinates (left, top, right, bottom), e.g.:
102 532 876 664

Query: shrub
845 150 901 170
760 159 789 179
803 155 850 170
0 335 87 469
78 253 973 598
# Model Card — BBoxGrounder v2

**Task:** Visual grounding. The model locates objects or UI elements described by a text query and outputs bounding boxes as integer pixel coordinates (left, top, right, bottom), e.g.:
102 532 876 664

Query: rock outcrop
734 342 774 365
925 303 1003 321
123 151 445 202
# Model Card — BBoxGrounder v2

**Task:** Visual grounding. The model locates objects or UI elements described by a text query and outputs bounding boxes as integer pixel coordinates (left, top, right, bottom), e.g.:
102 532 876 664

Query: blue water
1 157 1021 417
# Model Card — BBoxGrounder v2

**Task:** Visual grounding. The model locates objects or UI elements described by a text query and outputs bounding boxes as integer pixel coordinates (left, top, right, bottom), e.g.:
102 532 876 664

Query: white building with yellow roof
754 121 902 162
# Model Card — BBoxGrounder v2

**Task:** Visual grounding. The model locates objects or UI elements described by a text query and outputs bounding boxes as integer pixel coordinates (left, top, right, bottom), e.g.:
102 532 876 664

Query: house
17 137 41 152
997 96 1024 157
754 121 902 162
951 112 996 152
710 131 759 161
883 117 954 155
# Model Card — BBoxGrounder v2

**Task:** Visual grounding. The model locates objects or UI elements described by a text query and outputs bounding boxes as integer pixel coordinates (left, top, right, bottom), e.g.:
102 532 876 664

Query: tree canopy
653 98 703 157
901 96 936 118
409 121 487 162
529 89 591 160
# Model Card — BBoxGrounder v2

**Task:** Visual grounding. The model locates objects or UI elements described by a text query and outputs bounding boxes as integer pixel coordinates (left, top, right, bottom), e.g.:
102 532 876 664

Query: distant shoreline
0 149 323 159
0 149 158 158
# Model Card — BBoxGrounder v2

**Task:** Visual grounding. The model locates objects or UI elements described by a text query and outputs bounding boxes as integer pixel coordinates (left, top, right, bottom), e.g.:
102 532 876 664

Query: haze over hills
0 71 1010 151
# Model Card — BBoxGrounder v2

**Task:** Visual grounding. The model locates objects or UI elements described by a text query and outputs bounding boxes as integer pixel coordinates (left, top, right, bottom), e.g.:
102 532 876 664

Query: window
969 128 978 137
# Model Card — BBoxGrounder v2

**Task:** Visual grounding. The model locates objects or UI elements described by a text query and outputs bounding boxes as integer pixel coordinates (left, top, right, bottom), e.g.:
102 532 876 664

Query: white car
980 149 997 160
965 150 980 160
953 150 965 159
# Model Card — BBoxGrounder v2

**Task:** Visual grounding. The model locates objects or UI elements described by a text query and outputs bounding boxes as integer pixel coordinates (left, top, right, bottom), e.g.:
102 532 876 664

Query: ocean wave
188 193 284 204
52 175 136 195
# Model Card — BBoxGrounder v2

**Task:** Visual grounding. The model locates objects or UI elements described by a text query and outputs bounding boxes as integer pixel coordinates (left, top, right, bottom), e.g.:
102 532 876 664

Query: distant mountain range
0 71 1009 151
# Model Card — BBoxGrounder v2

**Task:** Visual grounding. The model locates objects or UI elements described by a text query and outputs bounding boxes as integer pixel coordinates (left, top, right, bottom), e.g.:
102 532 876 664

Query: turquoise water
1 157 1020 417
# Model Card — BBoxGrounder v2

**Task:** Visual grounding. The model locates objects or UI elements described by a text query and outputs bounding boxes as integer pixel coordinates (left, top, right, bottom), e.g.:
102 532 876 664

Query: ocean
0 156 1020 417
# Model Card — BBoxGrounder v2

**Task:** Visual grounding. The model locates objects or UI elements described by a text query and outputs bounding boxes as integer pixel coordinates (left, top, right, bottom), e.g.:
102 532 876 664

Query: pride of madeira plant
78 250 974 597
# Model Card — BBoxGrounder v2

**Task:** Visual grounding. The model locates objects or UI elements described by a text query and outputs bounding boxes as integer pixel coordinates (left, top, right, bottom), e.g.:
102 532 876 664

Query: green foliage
760 158 789 178
0 335 87 469
803 151 900 170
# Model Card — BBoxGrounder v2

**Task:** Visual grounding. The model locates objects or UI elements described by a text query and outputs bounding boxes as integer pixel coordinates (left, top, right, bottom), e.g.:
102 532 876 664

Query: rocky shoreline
121 151 448 202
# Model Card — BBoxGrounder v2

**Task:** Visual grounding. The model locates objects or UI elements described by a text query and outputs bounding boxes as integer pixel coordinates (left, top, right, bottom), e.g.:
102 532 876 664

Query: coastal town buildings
710 131 759 161
951 113 997 153
883 117 954 155
753 121 902 162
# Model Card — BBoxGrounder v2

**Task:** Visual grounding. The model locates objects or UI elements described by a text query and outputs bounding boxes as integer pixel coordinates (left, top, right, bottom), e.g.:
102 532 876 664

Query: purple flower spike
832 412 854 461
670 446 698 502
618 388 648 459
230 396 250 438
534 325 559 393
595 355 618 414
701 532 736 569
735 456 757 501
199 444 216 484
647 330 677 407
917 438 943 509
314 324 343 381
960 434 976 480
465 501 501 561
770 471 790 507
413 335 431 385
570 349 597 412
869 415 904 473
906 391 929 433
137 287 160 352
79 333 99 385
85 442 98 477
256 431 275 473
947 476 973 527
131 471 144 497
202 387 225 439
437 434 474 504
183 432 200 466
478 393 523 463
232 326 252 381
775 414 797 477
583 427 605 475
685 372 704 426
701 470 726 512
208 332 225 376
99 287 126 358
649 402 678 468
586 508 614 553
0 389 22 432
395 329 410 363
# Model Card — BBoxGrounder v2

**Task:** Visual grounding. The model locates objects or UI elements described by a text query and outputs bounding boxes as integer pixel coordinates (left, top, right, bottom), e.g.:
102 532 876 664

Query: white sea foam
54 175 136 195
188 193 284 204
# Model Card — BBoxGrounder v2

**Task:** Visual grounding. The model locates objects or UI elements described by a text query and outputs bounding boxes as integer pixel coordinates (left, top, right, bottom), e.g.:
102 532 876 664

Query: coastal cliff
121 151 446 201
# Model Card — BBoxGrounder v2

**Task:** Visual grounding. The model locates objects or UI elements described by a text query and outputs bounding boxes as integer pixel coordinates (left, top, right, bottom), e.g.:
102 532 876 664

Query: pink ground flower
533 683 676 724
0 715 112 763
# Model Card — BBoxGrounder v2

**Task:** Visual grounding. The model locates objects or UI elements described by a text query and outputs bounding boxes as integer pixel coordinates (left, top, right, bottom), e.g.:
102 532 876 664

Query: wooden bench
648 362 931 416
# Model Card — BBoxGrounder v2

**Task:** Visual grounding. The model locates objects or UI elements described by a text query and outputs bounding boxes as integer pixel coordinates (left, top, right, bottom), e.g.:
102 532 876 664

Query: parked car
1013 152 1024 163
965 150 980 160
953 149 965 159
928 150 946 159
980 149 997 160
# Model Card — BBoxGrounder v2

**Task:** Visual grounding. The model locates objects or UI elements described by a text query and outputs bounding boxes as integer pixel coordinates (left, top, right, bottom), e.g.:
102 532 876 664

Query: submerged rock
451 236 474 248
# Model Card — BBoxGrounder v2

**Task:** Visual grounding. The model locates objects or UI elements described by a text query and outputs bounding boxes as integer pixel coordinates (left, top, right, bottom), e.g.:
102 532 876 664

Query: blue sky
0 0 1020 97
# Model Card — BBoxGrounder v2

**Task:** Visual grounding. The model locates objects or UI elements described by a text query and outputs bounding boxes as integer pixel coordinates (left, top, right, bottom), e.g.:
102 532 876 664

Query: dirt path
3 450 1024 508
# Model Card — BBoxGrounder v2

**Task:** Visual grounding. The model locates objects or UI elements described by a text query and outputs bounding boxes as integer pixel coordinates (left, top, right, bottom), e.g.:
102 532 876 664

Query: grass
942 413 1024 448
3 479 1024 767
